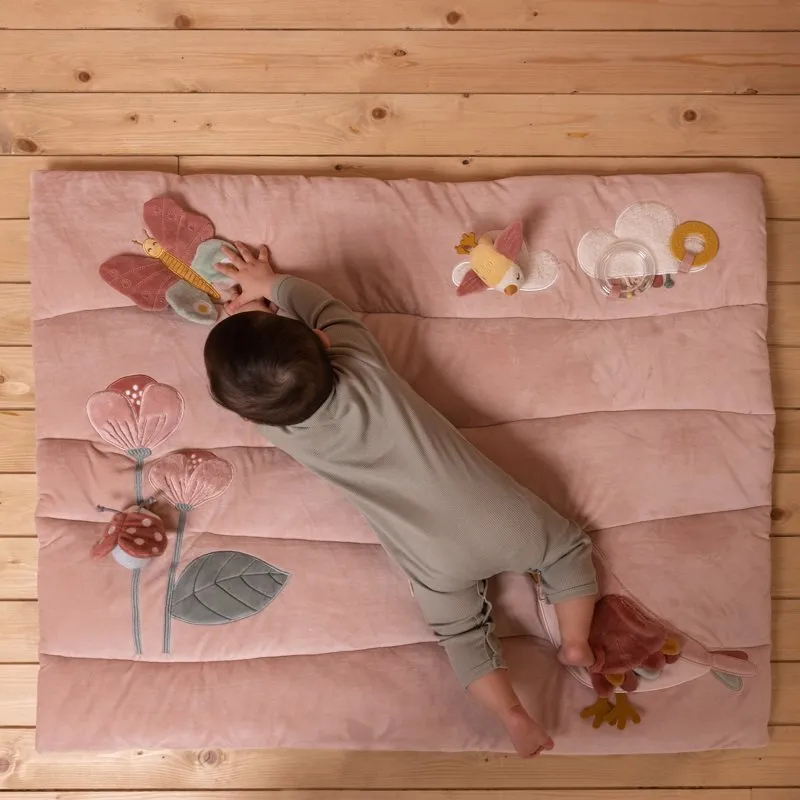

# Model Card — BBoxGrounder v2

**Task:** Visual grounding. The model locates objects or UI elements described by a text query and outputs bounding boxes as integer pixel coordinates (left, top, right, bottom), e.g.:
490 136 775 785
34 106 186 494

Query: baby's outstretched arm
409 578 553 757
216 243 385 361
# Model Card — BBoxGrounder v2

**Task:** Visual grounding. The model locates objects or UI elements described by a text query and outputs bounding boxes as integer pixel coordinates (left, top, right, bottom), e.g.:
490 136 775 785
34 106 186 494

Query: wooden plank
0 348 34 409
774 537 800 599
0 601 37 662
0 665 37 726
770 220 800 281
0 156 178 220
753 792 800 800
0 412 34 473
0 221 27 282
0 539 35 598
181 156 800 220
0 286 30 346
771 663 800 726
770 285 800 347
1 0 797 31
774 600 800 661
0 538 37 599
0 475 35 537
2 95 800 158
777 412 800 472
0 791 759 799
2 31 798 95
0 221 26 282
0 726 797 789
772 474 800 535
772 347 800 410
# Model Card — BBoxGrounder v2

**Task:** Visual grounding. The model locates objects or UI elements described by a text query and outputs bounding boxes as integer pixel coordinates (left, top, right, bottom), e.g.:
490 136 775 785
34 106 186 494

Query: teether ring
670 221 719 273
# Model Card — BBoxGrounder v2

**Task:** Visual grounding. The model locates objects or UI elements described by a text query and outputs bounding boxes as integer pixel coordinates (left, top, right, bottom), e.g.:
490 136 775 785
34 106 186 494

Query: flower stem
131 569 142 655
129 451 149 653
163 505 189 654
133 456 145 506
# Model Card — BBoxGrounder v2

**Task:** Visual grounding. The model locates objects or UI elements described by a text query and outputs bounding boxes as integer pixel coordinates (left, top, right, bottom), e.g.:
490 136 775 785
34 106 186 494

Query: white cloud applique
577 202 720 297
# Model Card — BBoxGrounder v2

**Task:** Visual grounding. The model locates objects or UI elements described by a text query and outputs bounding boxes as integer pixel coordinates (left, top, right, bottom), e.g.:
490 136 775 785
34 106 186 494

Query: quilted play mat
29 170 772 753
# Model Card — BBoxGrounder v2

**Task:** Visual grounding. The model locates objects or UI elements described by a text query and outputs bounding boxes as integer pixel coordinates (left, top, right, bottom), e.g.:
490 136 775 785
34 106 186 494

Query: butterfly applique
99 196 236 326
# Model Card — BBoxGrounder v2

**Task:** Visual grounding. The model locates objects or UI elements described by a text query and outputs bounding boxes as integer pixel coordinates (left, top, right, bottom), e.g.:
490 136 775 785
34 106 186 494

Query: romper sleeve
273 276 386 363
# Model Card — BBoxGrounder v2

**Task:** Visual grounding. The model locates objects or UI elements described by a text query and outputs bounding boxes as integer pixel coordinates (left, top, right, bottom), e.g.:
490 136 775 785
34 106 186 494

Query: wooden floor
1 0 800 797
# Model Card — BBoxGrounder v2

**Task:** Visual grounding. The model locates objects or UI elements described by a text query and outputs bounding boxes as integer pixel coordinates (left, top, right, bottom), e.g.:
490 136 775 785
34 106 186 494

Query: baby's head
204 310 334 426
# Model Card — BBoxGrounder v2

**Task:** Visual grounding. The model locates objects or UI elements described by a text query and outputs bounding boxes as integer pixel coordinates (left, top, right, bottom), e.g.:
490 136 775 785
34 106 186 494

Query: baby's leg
533 518 598 666
554 594 597 667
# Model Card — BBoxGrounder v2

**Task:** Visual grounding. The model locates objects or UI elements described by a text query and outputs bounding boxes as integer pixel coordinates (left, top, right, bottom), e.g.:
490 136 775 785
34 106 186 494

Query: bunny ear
494 220 524 260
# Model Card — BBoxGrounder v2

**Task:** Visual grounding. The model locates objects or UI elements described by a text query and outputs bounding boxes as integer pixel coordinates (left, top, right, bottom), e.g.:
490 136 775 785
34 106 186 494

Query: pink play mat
29 170 772 753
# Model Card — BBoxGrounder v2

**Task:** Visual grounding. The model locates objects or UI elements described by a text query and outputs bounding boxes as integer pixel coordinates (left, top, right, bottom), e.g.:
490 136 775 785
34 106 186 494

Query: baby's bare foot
502 705 554 758
558 641 595 667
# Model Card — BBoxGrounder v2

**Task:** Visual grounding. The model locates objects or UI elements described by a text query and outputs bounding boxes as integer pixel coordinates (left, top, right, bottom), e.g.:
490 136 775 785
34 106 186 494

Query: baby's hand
215 242 278 314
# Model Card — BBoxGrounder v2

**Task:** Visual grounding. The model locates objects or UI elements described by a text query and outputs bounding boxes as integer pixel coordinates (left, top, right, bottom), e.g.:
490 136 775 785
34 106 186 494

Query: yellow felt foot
580 697 614 729
662 638 681 656
455 232 478 254
604 693 642 731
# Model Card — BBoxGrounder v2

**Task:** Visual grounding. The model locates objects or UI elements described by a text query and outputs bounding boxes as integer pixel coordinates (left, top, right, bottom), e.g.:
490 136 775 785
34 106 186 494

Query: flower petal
186 454 234 508
148 452 191 507
137 383 185 450
107 375 156 396
148 450 233 509
86 391 140 451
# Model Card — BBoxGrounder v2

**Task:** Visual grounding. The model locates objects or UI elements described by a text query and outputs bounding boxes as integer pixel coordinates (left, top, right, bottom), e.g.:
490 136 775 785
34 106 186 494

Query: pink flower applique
148 449 234 653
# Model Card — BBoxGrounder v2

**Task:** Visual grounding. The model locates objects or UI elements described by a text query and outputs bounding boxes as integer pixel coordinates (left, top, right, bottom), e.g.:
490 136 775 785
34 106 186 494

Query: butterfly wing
143 196 214 265
493 220 524 260
100 254 178 311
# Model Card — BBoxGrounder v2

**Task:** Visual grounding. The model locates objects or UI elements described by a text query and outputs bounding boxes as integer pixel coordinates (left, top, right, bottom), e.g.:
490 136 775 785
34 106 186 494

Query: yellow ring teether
670 221 719 268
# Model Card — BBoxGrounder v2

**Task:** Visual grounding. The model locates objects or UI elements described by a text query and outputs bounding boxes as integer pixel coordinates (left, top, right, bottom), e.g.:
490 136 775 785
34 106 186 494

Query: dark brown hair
204 311 334 426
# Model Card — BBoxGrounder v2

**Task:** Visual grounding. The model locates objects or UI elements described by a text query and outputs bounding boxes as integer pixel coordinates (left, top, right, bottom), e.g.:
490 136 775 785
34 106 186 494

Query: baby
204 243 598 757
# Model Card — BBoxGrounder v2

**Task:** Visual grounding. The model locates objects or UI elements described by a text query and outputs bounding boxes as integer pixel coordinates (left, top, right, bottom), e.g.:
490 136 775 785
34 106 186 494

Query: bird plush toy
455 220 526 296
